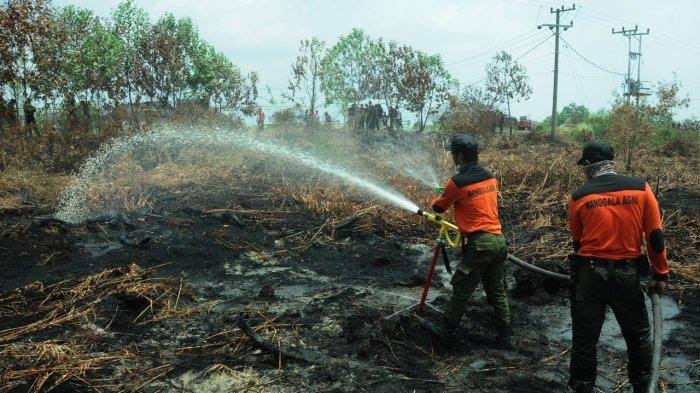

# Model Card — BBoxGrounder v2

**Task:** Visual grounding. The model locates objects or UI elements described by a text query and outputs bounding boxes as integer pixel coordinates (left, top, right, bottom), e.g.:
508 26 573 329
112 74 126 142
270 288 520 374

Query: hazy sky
55 0 700 120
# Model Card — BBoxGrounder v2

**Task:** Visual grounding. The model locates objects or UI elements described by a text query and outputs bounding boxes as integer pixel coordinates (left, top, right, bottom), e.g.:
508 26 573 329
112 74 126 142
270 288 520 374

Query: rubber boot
569 381 594 393
632 383 649 393
424 319 458 345
495 325 516 350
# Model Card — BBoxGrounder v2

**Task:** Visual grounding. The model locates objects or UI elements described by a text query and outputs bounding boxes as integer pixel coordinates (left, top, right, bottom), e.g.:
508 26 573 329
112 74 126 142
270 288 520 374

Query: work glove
647 280 667 295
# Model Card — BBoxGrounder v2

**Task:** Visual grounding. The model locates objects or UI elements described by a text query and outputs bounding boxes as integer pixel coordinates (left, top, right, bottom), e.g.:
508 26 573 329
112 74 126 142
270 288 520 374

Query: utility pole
612 26 650 171
539 4 575 143
612 26 651 106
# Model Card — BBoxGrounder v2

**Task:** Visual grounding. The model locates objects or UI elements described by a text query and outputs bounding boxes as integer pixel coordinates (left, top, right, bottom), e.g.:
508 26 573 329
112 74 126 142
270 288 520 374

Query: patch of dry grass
0 166 71 206
0 264 217 391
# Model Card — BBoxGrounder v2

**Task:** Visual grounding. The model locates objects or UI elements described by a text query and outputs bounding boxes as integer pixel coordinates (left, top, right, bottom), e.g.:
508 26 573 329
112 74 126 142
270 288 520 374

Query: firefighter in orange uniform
568 141 669 393
430 134 512 348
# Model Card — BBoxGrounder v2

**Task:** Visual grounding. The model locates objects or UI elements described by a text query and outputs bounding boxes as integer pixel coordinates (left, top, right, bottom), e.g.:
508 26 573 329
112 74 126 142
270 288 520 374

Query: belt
577 256 638 269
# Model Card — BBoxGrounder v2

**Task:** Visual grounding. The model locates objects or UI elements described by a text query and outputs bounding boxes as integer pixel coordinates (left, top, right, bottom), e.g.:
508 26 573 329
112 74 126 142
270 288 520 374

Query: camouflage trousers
443 232 510 327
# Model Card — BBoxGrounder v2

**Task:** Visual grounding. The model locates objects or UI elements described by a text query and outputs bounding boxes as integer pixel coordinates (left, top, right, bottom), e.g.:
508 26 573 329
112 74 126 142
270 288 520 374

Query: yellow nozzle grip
439 223 461 248
423 212 461 248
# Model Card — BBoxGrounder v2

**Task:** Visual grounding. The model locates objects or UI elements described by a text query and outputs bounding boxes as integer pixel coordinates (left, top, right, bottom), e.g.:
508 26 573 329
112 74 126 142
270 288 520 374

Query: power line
559 36 625 76
521 51 555 65
647 36 700 57
562 44 590 107
515 34 555 61
448 32 552 70
580 6 700 52
447 29 542 66
558 72 619 79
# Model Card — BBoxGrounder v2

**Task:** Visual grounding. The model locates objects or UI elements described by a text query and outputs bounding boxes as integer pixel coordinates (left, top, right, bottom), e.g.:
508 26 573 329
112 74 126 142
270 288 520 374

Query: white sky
56 0 700 121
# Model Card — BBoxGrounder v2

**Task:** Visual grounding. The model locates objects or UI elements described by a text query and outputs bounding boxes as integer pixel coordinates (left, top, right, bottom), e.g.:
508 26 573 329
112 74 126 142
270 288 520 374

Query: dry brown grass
1 126 696 280
0 166 70 206
0 264 218 391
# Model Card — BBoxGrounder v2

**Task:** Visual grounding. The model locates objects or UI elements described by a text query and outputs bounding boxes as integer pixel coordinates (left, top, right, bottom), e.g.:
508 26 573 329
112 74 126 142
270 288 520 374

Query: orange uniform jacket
568 174 669 280
431 163 502 235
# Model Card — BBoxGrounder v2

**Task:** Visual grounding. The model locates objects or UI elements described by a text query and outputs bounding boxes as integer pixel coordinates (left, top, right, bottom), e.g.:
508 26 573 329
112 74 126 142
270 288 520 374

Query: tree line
286 28 462 132
0 0 258 136
0 1 539 137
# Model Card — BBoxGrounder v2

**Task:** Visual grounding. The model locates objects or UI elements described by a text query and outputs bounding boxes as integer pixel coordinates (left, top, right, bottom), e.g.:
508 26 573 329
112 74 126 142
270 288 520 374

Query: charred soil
1 139 698 392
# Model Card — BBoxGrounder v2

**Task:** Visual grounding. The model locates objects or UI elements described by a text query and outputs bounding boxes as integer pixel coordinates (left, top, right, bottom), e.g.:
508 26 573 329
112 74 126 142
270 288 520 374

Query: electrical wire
560 36 626 76
514 33 554 62
562 44 590 107
458 33 555 88
447 29 542 66
449 32 553 70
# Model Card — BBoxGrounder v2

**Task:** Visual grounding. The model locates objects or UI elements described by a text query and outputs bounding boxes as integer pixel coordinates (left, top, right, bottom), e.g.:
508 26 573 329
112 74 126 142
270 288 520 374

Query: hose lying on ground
417 208 663 388
506 254 570 281
506 253 664 393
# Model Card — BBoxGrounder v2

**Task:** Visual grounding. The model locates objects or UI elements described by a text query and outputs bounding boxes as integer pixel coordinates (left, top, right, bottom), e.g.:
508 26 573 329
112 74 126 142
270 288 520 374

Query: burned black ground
0 174 698 392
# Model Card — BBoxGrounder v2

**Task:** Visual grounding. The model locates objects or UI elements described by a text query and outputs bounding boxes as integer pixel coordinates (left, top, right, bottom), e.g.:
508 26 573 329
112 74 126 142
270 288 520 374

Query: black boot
423 319 458 345
496 325 516 349
570 381 594 393
632 382 649 393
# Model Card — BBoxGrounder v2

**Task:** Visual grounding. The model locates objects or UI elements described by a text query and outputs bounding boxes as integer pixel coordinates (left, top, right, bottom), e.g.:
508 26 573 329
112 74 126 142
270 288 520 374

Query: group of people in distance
348 102 402 131
429 133 668 393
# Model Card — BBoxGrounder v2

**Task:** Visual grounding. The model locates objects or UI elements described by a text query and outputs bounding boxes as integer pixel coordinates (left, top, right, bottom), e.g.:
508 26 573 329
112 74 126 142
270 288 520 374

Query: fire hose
415 208 663 391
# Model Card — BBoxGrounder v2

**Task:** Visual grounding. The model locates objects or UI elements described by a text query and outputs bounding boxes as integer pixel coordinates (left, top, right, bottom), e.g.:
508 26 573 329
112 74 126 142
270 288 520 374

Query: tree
287 36 325 120
111 0 149 109
0 0 55 111
645 78 690 125
485 51 532 138
321 28 382 121
402 52 454 132
559 102 589 125
610 78 690 170
137 13 186 109
54 6 123 107
441 85 498 134
373 40 413 131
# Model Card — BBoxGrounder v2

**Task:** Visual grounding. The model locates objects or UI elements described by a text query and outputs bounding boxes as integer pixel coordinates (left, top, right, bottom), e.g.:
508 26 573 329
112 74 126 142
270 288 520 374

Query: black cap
577 141 614 165
444 133 478 154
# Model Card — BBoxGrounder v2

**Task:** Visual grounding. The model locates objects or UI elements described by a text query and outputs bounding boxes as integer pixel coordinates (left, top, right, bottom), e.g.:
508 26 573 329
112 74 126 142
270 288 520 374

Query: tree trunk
507 99 513 139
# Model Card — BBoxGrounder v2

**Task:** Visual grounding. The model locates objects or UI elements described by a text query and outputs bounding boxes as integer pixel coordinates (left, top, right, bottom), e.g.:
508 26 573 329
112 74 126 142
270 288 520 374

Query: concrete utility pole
612 26 651 106
539 4 575 143
612 26 650 171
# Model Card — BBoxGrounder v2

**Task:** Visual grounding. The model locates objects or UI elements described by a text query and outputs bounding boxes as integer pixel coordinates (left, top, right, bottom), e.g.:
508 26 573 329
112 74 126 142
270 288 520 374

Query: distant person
388 106 397 131
324 111 332 125
427 134 513 348
567 141 669 393
80 100 90 130
365 102 373 130
359 104 367 130
348 103 357 128
7 99 18 128
65 95 78 130
257 107 265 130
0 94 6 132
376 104 384 130
24 101 36 137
